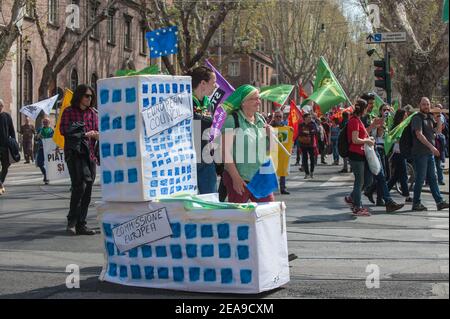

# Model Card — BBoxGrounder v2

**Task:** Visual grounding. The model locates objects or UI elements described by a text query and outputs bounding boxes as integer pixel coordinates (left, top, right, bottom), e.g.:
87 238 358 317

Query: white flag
20 95 58 120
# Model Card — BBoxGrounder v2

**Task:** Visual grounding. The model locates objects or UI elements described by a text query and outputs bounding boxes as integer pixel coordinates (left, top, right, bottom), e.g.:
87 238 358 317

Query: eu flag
146 26 179 58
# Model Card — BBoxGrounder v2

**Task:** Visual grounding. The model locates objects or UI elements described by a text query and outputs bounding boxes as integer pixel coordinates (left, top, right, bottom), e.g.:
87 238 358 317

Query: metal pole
385 43 392 104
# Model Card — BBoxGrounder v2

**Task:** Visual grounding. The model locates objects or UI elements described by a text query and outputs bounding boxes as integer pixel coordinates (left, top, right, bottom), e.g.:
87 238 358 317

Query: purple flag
209 105 228 142
205 60 235 142
205 59 235 113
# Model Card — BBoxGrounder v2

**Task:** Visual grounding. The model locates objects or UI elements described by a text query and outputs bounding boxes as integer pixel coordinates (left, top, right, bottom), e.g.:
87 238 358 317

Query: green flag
259 84 294 105
301 57 351 113
443 0 449 23
115 65 160 77
384 112 418 154
392 99 400 112
370 94 385 118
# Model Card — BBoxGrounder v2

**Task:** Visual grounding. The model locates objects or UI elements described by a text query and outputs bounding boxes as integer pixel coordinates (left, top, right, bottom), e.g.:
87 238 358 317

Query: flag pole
271 132 291 157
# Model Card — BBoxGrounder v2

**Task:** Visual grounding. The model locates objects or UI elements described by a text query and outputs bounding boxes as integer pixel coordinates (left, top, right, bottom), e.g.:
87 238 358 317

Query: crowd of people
0 67 449 233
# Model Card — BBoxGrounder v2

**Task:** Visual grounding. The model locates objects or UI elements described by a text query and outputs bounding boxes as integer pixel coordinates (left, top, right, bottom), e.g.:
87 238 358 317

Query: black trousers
0 146 10 186
66 158 96 229
301 146 315 175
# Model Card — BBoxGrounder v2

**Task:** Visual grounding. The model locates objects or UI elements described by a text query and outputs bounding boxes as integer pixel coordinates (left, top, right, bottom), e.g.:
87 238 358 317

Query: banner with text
112 207 173 253
42 138 70 181
142 92 193 138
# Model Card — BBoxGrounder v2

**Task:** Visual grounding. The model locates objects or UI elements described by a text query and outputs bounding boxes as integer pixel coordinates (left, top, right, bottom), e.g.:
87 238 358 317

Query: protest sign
42 139 69 181
112 207 173 253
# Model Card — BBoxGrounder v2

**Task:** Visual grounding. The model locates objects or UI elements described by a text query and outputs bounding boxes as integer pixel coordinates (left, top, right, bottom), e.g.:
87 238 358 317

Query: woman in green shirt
221 85 275 203
35 117 54 184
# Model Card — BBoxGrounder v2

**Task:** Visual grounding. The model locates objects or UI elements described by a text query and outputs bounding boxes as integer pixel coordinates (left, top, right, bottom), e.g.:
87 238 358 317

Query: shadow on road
1 272 285 299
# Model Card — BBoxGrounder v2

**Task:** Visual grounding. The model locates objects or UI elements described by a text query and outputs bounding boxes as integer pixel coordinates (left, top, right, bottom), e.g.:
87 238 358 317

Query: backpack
399 114 421 159
215 112 240 176
7 137 20 163
338 124 349 158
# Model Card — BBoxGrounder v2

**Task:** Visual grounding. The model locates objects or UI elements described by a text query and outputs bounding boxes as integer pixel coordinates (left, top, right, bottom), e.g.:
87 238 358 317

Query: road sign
366 32 407 44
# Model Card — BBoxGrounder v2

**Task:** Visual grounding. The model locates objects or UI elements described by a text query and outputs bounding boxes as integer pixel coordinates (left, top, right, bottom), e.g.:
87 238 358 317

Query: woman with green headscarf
220 85 275 203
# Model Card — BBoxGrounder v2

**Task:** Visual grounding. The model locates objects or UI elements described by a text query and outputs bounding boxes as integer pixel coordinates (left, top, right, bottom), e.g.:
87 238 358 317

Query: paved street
0 158 448 299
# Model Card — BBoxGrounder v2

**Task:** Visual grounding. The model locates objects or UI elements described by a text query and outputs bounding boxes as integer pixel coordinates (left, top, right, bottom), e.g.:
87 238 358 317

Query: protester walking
387 109 412 202
409 97 449 211
187 66 218 195
20 117 35 164
221 85 275 203
330 118 340 165
270 110 290 195
339 111 350 173
60 85 99 235
35 116 54 185
298 113 318 179
0 99 16 195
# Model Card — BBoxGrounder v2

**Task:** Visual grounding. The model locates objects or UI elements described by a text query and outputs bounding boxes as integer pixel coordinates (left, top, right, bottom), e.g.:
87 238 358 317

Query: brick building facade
0 0 148 130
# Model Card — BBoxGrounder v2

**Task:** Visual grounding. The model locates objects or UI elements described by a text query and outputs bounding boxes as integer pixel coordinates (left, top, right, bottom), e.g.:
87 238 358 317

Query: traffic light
373 53 392 104
374 59 388 90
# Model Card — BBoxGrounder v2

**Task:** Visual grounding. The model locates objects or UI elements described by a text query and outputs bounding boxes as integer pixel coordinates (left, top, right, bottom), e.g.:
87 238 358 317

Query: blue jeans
365 150 394 203
413 154 443 205
435 157 444 184
197 163 217 194
387 153 410 197
301 146 315 175
331 139 339 163
350 160 372 209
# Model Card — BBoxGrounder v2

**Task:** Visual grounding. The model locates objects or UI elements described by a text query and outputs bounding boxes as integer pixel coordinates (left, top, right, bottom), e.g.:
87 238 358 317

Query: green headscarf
222 85 258 114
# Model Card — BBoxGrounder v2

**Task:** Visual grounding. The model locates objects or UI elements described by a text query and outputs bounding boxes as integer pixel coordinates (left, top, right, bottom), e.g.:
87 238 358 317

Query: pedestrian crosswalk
5 161 356 189
3 162 100 186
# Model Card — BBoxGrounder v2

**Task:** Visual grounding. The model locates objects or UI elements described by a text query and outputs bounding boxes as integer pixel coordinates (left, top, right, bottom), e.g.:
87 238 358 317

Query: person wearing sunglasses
60 84 99 236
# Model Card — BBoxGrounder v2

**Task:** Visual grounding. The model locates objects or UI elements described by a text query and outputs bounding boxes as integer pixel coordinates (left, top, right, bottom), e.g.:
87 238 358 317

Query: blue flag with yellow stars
146 26 179 58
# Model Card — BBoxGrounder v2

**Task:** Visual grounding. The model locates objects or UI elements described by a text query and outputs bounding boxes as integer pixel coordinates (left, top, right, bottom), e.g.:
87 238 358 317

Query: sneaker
352 207 371 216
288 253 298 262
66 226 77 236
299 167 304 172
76 226 97 235
437 201 449 211
344 196 354 206
376 198 385 207
44 179 49 185
405 197 413 203
412 203 428 211
0 186 5 195
304 174 310 180
438 182 446 186
310 173 314 179
339 169 348 173
386 201 404 213
280 189 290 195
364 191 375 204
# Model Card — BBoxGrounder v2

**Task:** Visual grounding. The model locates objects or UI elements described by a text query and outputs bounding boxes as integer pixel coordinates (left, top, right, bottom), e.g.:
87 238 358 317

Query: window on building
25 1 34 18
23 60 33 105
140 25 148 55
89 1 100 39
70 69 78 91
255 63 260 82
260 64 264 84
48 0 58 25
266 67 269 85
228 61 240 77
91 73 98 93
107 9 116 44
124 15 133 50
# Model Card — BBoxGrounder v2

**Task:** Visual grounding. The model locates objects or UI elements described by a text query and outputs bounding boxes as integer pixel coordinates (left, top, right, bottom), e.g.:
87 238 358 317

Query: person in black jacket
0 99 16 195
186 66 218 194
